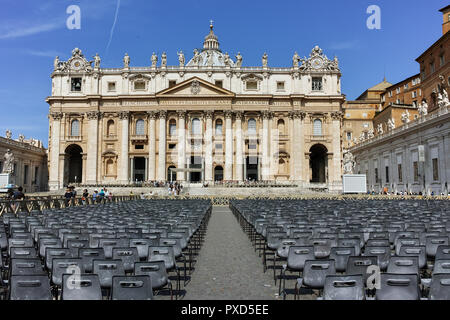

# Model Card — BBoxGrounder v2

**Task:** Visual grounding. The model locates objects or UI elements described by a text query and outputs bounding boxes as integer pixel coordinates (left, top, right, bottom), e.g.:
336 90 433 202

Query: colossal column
330 111 343 187
118 111 130 183
157 110 167 181
49 112 63 190
224 110 234 180
86 111 101 184
261 110 270 180
177 110 187 181
204 110 214 182
235 111 244 181
147 111 157 181
290 111 306 182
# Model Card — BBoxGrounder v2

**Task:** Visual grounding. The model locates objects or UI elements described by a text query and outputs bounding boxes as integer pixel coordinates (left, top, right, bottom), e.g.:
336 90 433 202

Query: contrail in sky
106 0 121 54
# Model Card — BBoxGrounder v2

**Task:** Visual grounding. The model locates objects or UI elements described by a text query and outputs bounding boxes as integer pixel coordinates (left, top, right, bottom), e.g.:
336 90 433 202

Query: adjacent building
0 132 48 192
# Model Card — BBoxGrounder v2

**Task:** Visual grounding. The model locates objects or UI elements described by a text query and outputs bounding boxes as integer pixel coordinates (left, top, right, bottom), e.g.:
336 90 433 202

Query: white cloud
329 41 358 51
22 49 62 58
0 21 61 40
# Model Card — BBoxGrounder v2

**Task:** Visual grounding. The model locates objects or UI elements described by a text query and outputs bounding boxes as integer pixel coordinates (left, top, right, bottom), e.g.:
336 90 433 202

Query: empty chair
98 238 129 259
39 238 62 258
364 246 391 271
395 238 420 256
93 259 125 290
323 275 365 300
79 248 105 273
433 259 450 274
111 276 153 300
346 256 378 282
338 238 361 256
148 246 180 292
10 247 38 259
279 246 315 296
10 275 52 300
134 261 173 300
8 238 34 255
51 258 84 289
296 260 336 299
387 256 419 275
398 246 427 269
112 248 139 273
130 238 156 260
426 236 449 259
376 273 419 300
10 258 47 276
66 239 89 256
45 248 74 270
429 274 450 300
330 247 355 273
366 239 390 248
435 245 450 261
61 274 102 300
311 238 334 259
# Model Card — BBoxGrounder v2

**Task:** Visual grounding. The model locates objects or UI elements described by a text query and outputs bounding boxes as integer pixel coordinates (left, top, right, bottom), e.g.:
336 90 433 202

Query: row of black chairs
231 199 450 300
1 199 212 300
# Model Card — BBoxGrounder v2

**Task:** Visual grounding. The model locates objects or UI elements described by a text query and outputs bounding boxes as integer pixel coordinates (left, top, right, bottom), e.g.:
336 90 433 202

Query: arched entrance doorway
309 144 328 183
214 166 223 182
64 144 83 185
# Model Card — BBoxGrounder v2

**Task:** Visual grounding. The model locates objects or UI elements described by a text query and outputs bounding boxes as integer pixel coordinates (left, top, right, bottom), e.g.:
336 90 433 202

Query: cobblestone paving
183 206 282 300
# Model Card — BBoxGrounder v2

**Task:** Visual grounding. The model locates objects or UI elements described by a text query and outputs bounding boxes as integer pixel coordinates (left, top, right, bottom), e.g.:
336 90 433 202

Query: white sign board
343 174 367 194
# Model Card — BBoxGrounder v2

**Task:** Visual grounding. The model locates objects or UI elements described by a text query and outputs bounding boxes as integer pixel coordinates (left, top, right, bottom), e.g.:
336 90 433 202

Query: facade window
432 158 439 181
413 161 419 182
277 119 285 134
24 165 29 185
134 81 146 90
169 80 177 88
412 101 417 108
71 120 80 136
135 119 145 135
34 167 39 184
108 82 116 91
135 145 144 150
430 61 435 73
396 99 401 104
412 91 417 98
168 144 176 150
246 81 258 90
0 161 3 173
375 168 379 183
396 87 401 94
106 120 115 136
215 119 223 135
385 166 389 183
169 119 177 136
346 132 352 141
71 78 82 92
312 77 323 91
191 118 201 135
313 119 322 136
277 81 285 91
248 118 257 135
421 67 426 81
215 144 222 149
440 54 445 67
404 84 409 90
215 80 223 87
388 91 392 97
398 164 402 183
248 144 257 150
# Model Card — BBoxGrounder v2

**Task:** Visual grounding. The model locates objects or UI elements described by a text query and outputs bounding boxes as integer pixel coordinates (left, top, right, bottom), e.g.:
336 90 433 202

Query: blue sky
0 0 446 147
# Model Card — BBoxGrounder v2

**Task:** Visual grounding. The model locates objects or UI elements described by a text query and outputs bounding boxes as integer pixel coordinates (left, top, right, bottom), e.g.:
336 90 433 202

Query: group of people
168 182 183 196
6 186 25 200
64 186 113 205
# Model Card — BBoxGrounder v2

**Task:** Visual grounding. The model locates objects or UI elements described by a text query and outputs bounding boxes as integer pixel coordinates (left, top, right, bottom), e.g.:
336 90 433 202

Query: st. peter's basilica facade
46 23 344 191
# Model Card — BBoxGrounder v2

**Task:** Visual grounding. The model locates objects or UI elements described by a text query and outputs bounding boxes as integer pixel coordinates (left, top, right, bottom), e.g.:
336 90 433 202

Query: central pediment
156 76 235 98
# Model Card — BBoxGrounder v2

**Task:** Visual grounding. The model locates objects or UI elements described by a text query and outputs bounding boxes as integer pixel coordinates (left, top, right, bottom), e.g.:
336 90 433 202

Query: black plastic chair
111 276 153 300
323 275 365 300
135 261 174 300
61 274 102 300
376 273 419 300
10 275 52 300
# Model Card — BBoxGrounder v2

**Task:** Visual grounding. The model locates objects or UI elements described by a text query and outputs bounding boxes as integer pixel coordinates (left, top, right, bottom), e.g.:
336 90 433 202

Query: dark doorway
310 144 328 183
190 156 202 182
246 156 258 181
65 144 82 184
133 157 146 182
214 166 223 182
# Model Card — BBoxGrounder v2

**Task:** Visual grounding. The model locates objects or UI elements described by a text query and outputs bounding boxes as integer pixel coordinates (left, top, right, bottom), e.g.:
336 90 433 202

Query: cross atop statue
210 19 214 27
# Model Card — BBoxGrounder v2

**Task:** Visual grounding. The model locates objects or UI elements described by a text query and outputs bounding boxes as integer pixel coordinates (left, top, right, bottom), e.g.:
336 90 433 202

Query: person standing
82 189 89 205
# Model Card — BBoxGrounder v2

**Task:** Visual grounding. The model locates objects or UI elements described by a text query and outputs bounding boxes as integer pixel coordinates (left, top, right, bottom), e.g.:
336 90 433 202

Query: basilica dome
186 23 235 67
